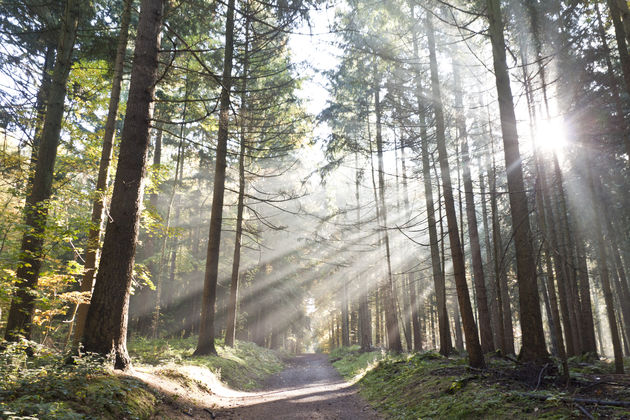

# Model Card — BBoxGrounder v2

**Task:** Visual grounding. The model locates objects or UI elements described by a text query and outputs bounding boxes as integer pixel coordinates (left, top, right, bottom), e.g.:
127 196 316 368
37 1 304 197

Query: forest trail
146 353 382 419
216 353 382 419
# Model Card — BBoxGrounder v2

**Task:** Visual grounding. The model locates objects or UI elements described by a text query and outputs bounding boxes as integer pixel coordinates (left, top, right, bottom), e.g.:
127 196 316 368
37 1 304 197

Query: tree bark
426 14 484 368
487 145 512 354
606 0 630 162
27 43 56 179
485 0 548 363
225 9 250 347
82 0 164 370
412 12 450 356
478 157 502 350
74 0 132 347
195 0 236 355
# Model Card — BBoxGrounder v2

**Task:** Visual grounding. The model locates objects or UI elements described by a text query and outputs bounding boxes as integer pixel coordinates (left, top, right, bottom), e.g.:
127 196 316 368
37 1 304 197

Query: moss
330 348 630 419
0 340 158 419
1 369 158 420
329 345 388 381
128 337 283 390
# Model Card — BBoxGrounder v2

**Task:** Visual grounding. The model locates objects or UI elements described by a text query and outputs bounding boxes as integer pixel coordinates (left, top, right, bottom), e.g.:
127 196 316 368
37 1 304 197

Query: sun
534 117 567 156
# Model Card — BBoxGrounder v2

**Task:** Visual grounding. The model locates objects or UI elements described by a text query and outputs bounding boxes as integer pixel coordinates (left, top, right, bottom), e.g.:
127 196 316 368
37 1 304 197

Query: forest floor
330 346 630 419
3 339 630 419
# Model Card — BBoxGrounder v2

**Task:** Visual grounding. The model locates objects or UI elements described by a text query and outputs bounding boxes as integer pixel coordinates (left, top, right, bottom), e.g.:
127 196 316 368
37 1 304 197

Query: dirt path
141 353 382 419
215 353 382 419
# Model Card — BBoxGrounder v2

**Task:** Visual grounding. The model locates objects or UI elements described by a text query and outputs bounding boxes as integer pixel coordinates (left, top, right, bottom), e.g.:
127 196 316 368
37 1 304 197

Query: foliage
0 340 158 419
128 337 284 390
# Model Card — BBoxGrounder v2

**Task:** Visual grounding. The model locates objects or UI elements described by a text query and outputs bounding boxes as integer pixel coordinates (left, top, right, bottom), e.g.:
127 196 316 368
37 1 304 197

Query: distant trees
321 0 630 371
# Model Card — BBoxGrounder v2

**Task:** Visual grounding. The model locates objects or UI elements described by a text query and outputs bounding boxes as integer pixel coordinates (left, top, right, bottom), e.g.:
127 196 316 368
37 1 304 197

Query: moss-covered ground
1 337 284 419
0 340 157 419
331 346 630 419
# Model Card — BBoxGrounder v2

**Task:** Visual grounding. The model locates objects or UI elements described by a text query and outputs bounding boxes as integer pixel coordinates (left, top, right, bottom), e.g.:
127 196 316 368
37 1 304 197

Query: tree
426 13 484 368
485 0 548 363
73 0 133 347
373 65 403 353
225 3 251 348
4 0 82 341
195 0 237 356
82 0 165 370
453 62 494 354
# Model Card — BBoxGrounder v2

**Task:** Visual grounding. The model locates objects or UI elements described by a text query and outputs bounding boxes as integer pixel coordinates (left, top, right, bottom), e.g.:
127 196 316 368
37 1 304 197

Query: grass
330 347 630 419
128 336 284 390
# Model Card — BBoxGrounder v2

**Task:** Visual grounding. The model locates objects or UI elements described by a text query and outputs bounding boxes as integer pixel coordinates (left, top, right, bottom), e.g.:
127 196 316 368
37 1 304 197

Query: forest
1 0 630 418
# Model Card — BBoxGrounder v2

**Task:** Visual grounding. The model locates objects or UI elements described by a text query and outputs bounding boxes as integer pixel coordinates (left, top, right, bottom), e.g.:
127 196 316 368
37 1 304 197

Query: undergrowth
128 336 284 390
329 345 389 381
331 347 630 419
0 340 157 419
1 337 284 419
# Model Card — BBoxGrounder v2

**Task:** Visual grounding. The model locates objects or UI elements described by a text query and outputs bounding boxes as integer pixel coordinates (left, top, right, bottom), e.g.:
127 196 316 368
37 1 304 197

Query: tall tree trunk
225 6 250 347
478 157 502 350
342 279 351 347
153 136 184 338
595 1 629 156
485 0 548 363
367 117 382 348
132 126 162 336
356 152 372 351
426 15 484 368
5 0 81 341
74 0 132 347
373 66 403 353
599 179 630 350
436 170 459 352
487 145 511 354
195 0 236 356
399 134 423 352
454 64 494 353
27 43 56 178
574 235 598 355
82 0 164 370
585 164 624 373
412 12 450 356
552 159 584 354
408 273 422 352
